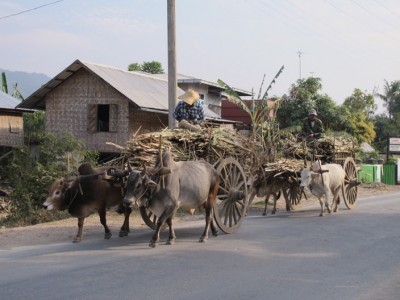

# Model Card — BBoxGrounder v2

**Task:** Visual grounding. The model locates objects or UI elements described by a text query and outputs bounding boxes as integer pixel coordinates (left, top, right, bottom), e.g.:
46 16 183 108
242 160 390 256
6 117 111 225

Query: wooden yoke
316 160 329 186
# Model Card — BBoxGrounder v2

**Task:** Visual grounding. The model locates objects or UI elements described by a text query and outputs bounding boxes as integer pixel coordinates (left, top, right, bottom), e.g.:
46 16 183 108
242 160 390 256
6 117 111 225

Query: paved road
1 192 400 300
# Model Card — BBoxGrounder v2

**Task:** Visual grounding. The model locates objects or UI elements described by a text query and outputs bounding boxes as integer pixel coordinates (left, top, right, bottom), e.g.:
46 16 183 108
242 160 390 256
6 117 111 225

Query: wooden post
167 0 177 129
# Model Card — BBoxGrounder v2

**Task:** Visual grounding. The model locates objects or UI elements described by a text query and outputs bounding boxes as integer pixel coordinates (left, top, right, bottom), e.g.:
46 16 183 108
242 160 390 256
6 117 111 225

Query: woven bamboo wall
44 68 168 153
129 107 168 136
0 112 24 147
45 68 130 153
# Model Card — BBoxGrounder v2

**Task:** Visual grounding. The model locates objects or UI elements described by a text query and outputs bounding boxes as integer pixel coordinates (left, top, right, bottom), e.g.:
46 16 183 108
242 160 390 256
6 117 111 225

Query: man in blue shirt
173 89 205 127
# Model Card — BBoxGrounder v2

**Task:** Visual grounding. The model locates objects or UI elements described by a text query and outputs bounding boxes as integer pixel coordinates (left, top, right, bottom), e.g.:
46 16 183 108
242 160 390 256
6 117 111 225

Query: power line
0 0 64 20
324 0 400 44
372 0 400 19
350 0 400 32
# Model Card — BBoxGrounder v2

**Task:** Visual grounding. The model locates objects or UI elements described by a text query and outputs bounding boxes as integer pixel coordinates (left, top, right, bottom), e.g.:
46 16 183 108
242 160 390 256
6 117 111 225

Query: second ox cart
260 135 361 213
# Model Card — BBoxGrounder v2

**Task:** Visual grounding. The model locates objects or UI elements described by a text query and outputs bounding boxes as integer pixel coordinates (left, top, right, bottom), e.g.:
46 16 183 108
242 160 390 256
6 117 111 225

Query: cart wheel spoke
139 207 167 230
213 157 248 234
342 157 358 209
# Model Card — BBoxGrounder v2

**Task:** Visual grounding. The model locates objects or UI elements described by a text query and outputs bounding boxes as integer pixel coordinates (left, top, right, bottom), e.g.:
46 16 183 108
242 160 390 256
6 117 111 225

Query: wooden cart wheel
282 179 303 209
342 157 359 209
139 207 167 230
213 157 248 234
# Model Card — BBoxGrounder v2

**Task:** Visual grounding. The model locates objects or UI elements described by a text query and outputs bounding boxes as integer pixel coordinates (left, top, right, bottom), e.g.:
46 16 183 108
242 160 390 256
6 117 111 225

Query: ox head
123 166 171 209
299 167 323 193
43 178 74 211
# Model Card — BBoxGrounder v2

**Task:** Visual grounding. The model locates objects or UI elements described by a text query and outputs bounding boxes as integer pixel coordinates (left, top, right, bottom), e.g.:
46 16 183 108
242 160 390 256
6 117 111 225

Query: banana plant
1 72 24 100
1 72 8 93
218 65 284 162
12 83 24 101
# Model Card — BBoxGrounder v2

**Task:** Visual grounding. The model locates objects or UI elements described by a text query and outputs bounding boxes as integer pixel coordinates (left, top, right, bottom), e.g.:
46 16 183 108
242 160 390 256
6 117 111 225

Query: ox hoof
199 237 208 243
119 231 129 237
73 237 82 243
149 241 158 248
166 239 176 245
104 232 112 239
212 231 218 237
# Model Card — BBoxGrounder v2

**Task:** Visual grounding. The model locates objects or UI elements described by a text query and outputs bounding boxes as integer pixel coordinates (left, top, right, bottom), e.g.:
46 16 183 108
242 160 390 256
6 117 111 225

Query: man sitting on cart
297 109 324 141
173 89 205 131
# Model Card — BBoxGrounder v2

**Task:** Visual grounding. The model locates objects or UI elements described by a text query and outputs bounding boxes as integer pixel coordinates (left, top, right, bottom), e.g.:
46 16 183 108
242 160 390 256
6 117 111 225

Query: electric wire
0 0 64 20
350 0 400 32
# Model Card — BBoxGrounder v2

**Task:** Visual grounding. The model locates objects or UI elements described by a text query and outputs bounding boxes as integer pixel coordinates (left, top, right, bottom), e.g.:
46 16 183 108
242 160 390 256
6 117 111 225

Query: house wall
221 99 276 125
45 68 130 153
44 68 169 153
0 112 24 147
129 107 168 135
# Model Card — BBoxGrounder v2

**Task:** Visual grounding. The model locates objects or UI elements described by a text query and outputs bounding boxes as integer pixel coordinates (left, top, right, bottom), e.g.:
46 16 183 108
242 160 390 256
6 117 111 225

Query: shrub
0 131 98 227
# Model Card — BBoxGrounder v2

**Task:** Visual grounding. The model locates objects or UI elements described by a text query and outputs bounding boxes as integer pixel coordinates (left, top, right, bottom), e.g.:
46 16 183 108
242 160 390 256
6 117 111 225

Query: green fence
382 164 397 185
359 165 377 183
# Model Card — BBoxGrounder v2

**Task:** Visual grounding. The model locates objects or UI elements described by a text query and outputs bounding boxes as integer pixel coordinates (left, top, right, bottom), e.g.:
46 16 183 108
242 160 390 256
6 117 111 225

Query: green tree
276 77 323 129
23 111 45 144
375 80 400 119
373 114 392 152
342 89 376 143
128 61 164 74
128 63 141 71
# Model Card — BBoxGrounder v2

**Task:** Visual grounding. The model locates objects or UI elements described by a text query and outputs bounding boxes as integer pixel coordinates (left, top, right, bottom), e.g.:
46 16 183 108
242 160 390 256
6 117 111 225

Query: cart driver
297 109 324 141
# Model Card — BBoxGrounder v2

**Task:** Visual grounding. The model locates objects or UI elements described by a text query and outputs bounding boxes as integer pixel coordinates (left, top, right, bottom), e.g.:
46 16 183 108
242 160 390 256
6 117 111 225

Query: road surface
1 192 400 300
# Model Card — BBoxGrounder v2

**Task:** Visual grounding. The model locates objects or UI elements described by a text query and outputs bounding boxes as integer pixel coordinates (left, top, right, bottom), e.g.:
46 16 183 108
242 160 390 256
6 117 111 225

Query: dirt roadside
1 183 399 250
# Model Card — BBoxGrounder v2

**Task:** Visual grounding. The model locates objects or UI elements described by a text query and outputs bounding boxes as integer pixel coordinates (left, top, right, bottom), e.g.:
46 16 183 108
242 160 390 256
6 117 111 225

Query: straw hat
308 109 317 116
178 89 200 105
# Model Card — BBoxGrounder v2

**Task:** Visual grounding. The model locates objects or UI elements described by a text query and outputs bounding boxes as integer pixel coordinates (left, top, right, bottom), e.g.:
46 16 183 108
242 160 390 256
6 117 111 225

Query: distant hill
0 68 51 99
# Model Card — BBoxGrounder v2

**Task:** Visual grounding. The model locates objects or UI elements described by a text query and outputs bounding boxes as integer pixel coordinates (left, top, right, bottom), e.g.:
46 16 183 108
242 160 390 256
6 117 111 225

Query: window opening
97 105 109 132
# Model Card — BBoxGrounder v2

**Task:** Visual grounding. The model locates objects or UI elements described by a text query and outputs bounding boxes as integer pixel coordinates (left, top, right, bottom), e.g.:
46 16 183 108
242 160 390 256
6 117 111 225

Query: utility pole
167 0 177 129
297 51 302 80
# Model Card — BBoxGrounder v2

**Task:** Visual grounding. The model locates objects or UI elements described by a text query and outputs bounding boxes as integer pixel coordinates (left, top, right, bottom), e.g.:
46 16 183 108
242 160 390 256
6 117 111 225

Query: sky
1 0 400 113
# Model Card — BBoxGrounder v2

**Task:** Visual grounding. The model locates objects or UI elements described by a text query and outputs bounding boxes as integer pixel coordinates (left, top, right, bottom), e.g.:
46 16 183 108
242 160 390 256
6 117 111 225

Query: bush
0 131 98 227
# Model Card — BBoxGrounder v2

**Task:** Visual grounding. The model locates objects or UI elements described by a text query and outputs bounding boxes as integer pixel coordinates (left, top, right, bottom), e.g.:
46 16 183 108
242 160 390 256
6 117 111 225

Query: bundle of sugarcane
263 158 305 175
123 127 263 171
281 132 359 160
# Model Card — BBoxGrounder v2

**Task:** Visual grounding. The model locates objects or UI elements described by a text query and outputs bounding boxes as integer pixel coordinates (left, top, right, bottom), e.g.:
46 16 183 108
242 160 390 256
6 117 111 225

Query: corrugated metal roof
150 73 252 97
0 90 21 109
17 59 183 111
15 59 240 120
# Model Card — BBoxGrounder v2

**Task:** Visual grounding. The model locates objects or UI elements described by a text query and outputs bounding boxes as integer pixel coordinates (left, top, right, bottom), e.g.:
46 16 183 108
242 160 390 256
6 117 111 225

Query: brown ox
43 163 131 243
247 169 291 216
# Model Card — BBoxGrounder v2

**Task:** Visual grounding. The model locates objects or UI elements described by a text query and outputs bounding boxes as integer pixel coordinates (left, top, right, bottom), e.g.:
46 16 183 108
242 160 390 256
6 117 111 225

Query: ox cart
105 127 263 234
261 134 360 211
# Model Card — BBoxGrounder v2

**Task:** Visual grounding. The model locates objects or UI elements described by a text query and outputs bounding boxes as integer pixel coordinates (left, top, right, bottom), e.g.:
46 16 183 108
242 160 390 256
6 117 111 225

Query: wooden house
221 99 277 127
17 59 251 154
0 91 26 148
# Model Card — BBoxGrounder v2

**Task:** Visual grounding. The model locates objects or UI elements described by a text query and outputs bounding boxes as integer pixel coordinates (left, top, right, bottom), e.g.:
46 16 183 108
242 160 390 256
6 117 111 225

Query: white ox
300 162 346 216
